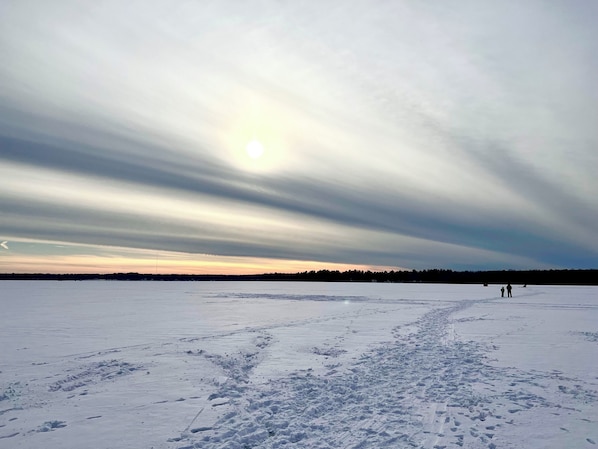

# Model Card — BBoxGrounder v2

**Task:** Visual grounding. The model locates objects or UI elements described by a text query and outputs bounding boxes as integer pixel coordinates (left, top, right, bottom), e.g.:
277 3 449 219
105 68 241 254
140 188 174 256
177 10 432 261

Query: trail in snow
171 296 598 449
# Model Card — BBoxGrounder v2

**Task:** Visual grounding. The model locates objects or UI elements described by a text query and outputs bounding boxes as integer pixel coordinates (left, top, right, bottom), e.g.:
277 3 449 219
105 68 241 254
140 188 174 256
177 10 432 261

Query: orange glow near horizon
0 247 405 275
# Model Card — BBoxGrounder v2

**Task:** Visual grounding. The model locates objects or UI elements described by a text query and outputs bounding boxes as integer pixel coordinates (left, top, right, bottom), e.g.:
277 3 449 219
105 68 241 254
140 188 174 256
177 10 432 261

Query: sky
1 0 597 274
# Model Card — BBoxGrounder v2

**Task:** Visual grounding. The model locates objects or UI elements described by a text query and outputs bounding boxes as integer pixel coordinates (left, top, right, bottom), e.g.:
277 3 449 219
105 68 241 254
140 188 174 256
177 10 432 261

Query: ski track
169 297 598 449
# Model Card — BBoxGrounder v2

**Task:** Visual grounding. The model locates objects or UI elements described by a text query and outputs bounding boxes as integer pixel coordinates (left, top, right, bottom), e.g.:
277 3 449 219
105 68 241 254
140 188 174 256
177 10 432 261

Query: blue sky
1 0 597 274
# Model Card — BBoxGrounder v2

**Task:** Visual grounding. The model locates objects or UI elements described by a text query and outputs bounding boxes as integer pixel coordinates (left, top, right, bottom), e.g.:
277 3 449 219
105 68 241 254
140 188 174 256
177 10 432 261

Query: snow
1 281 597 448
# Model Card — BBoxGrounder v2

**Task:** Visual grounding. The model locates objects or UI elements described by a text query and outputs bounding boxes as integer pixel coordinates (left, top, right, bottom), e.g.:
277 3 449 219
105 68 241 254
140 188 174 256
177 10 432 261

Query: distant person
506 283 512 298
501 286 505 297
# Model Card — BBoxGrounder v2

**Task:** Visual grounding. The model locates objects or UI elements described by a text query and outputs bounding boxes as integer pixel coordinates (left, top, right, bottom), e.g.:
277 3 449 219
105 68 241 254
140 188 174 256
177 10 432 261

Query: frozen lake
1 281 597 448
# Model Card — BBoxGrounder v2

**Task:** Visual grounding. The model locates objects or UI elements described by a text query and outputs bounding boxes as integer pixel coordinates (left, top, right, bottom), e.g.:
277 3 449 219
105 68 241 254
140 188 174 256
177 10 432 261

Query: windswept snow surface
1 282 597 448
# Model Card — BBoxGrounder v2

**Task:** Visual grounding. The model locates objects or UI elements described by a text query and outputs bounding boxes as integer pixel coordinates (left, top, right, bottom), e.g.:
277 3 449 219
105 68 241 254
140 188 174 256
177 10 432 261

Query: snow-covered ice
1 281 597 448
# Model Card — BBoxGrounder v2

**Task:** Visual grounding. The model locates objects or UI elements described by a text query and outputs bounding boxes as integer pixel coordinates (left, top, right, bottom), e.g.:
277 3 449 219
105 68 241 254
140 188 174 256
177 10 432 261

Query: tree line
0 269 597 284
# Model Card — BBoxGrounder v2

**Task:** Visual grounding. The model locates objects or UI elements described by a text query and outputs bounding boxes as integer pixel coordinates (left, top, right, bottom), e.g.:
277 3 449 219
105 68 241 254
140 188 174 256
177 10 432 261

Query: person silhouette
506 283 512 298
501 286 505 297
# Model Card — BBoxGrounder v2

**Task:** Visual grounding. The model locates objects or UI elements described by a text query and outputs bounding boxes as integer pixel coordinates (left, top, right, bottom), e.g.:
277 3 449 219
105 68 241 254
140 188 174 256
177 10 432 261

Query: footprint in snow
37 421 66 432
0 432 19 439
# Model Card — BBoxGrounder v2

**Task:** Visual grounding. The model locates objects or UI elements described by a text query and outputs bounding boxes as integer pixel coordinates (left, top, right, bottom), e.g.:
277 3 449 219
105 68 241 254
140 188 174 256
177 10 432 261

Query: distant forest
1 269 597 285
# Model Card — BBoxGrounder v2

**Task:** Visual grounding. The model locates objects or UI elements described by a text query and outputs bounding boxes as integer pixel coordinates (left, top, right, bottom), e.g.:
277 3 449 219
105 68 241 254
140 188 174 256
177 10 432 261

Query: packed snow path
170 296 597 449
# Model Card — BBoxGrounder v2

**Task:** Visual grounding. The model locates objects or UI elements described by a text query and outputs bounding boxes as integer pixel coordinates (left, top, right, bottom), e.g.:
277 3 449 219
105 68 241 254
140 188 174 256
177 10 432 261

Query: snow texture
1 281 597 448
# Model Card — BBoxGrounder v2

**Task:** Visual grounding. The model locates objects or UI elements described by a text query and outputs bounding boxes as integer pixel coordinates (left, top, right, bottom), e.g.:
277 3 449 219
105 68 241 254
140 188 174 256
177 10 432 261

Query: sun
246 140 264 159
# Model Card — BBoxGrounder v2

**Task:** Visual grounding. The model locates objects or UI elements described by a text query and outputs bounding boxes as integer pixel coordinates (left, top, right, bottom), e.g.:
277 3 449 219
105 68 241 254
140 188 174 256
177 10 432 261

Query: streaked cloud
1 0 597 273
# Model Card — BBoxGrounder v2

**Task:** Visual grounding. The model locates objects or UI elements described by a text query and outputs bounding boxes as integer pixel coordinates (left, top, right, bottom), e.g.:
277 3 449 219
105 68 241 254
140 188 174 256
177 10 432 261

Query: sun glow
246 140 264 159
222 95 291 173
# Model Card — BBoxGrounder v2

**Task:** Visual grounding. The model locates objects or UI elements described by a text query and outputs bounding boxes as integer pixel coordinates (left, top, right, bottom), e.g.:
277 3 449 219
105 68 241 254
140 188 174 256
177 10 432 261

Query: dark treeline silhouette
0 269 597 284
